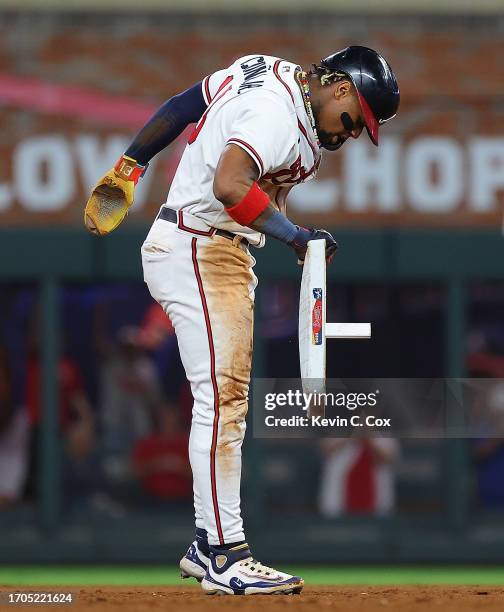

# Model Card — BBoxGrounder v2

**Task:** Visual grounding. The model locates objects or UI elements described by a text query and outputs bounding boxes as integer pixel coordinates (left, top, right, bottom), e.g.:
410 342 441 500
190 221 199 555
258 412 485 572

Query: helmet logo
379 113 397 125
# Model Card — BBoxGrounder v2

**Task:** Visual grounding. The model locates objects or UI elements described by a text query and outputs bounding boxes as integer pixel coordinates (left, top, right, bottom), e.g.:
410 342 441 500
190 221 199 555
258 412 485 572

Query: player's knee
219 381 249 420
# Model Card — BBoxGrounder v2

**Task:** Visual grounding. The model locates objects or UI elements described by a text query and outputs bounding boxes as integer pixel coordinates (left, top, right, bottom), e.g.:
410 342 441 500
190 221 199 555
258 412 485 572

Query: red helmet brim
356 89 379 146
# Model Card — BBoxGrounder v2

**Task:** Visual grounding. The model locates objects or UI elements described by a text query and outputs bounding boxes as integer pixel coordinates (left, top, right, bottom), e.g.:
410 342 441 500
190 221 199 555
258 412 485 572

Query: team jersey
164 54 322 247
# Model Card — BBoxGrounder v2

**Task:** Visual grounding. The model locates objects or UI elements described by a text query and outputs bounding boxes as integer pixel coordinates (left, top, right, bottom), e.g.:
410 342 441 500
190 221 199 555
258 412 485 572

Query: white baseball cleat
179 540 210 582
201 543 304 595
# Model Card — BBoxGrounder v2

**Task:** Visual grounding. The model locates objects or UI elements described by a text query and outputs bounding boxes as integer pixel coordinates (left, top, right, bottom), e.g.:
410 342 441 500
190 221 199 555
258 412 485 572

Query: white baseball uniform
141 54 321 545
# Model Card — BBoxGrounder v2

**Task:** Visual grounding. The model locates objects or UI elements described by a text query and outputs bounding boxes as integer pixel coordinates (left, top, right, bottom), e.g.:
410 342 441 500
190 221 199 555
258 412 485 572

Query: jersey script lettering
238 56 267 94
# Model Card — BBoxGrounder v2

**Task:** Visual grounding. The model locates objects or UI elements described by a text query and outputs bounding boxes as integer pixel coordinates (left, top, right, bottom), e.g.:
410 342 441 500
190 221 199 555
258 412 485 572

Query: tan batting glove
84 155 147 236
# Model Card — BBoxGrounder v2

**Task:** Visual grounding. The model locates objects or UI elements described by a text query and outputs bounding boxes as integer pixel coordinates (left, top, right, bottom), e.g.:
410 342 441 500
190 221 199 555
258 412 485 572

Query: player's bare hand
84 155 145 236
289 227 339 265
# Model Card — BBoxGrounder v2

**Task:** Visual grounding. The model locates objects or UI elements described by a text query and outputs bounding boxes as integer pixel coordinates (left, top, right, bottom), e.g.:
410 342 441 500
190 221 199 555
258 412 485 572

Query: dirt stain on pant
197 236 255 478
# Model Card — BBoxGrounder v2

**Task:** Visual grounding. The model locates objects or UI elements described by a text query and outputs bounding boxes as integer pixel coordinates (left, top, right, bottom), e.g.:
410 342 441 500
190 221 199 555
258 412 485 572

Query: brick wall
0 13 502 226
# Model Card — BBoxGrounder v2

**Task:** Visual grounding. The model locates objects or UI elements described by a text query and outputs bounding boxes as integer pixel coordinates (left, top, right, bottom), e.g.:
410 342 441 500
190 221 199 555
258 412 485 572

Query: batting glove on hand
289 226 339 265
84 155 147 236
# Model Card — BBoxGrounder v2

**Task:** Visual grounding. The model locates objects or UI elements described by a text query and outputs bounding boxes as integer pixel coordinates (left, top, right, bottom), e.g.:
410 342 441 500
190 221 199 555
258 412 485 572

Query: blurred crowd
1 281 504 519
0 288 193 515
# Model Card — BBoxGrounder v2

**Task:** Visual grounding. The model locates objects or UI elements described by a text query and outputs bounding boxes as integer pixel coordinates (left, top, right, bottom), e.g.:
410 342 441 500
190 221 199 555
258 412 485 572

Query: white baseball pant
141 210 257 545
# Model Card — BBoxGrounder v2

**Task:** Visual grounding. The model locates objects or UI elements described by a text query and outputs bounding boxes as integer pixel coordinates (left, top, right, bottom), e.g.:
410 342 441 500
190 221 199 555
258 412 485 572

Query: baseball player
85 46 399 595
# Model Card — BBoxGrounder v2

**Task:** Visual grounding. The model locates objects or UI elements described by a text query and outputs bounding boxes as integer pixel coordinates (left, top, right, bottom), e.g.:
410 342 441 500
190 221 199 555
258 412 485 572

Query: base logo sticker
312 288 323 345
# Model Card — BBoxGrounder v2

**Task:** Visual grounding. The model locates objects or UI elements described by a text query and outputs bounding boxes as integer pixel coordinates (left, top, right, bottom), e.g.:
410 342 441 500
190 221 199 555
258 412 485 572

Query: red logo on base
312 288 323 345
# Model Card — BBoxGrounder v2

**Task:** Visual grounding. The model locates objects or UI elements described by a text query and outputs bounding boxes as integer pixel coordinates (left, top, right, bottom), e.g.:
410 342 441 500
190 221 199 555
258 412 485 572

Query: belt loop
232 235 242 248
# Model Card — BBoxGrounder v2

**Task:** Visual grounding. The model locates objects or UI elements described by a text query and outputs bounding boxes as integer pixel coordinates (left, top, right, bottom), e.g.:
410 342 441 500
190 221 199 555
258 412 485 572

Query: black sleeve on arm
125 81 207 166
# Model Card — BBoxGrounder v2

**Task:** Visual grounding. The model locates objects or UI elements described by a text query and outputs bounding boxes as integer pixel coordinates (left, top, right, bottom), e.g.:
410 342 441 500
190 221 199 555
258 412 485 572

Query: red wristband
226 182 270 226
114 155 146 185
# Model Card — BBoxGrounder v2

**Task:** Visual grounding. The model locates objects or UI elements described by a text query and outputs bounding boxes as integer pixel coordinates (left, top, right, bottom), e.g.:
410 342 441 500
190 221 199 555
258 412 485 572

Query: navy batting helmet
319 46 400 145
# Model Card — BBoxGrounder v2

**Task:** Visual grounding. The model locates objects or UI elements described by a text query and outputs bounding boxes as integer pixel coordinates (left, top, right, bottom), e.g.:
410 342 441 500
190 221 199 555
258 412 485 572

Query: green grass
0 566 503 586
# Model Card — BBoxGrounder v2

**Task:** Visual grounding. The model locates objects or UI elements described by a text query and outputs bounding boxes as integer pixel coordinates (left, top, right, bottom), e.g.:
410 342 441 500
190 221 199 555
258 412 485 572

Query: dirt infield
4 586 502 612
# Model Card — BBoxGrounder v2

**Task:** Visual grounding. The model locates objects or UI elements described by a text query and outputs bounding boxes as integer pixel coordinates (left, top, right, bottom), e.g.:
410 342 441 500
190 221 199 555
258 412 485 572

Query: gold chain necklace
295 70 320 147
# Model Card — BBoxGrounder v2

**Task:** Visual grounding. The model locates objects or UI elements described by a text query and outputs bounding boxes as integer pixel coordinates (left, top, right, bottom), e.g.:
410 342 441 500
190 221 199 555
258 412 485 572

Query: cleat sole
201 578 304 596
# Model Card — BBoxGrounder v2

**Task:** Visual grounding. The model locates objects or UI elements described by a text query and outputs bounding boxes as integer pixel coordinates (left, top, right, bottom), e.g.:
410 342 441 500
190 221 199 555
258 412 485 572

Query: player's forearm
248 205 299 243
215 144 302 244
222 182 337 262
125 81 206 166
215 143 323 251
219 181 309 245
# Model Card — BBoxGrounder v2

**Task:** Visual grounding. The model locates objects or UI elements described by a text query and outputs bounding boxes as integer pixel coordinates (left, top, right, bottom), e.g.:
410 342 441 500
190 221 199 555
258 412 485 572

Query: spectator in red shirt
131 407 191 502
25 352 89 430
318 438 399 517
